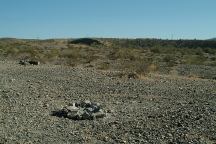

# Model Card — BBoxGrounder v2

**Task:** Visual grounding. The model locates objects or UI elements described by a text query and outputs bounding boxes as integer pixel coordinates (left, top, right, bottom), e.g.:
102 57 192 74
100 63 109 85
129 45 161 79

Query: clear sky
0 0 215 39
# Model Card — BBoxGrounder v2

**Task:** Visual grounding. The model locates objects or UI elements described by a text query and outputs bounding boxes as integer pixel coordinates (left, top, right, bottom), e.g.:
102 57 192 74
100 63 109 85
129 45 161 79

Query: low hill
1 37 216 79
69 38 101 45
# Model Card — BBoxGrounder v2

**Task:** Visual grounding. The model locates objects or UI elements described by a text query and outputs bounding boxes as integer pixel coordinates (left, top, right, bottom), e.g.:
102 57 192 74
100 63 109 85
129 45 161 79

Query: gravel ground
1 60 216 144
176 64 216 80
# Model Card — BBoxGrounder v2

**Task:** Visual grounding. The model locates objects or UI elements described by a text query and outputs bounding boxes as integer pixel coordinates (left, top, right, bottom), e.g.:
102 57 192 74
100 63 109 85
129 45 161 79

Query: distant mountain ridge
209 38 216 41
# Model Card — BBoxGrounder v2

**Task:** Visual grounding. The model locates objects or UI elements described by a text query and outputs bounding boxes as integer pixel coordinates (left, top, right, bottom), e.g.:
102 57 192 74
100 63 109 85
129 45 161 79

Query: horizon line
0 36 213 41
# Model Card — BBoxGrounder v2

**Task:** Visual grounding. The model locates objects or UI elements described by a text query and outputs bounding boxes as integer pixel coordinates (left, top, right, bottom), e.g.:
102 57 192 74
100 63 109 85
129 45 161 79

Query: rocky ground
0 60 216 144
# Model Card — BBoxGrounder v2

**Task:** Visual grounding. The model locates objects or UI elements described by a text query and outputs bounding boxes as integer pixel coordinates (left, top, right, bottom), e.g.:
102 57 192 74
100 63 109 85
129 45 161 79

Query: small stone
2 90 9 93
103 136 109 142
43 103 49 108
107 109 114 113
75 101 81 107
167 133 173 137
86 107 94 113
188 101 194 104
138 133 142 137
93 109 106 119
67 111 78 119
90 104 100 113
19 60 29 65
82 111 93 120
84 100 92 107
67 103 79 112
80 100 91 108
95 102 101 107
10 79 15 82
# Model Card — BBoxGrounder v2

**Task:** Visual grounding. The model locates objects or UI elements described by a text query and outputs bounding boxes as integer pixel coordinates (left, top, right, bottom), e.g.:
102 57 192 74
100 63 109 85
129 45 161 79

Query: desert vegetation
1 38 216 78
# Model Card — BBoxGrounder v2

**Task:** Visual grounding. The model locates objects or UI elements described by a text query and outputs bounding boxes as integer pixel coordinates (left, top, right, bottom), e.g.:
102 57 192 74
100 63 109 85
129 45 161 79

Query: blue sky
0 0 215 39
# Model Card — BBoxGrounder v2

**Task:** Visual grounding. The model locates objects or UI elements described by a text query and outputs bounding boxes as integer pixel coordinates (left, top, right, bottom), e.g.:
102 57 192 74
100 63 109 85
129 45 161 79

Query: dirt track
1 60 216 144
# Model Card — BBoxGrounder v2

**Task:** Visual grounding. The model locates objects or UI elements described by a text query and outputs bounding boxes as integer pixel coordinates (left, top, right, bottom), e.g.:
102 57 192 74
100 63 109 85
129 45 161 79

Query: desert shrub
46 49 60 59
60 48 81 59
163 46 178 54
150 47 160 53
150 45 178 55
5 47 19 56
109 47 139 60
163 55 173 62
59 46 99 66
147 63 158 72
16 47 41 58
123 60 157 75
184 55 207 65
180 47 198 55
0 48 4 55
163 54 177 67
209 61 216 66
98 62 110 70
210 57 216 61
135 63 153 75
203 48 216 54
194 48 204 55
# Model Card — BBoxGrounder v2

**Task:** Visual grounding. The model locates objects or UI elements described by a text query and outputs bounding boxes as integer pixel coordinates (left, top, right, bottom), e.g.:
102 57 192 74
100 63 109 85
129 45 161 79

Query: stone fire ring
53 100 106 120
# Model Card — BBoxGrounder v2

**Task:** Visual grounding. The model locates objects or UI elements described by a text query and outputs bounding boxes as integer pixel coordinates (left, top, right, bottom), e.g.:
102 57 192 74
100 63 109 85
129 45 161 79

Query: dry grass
98 62 110 70
1 38 216 79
